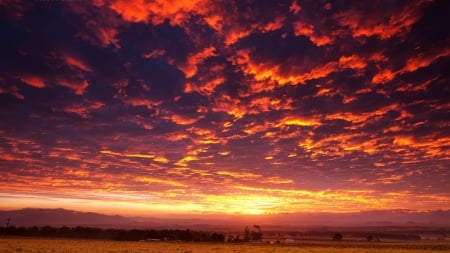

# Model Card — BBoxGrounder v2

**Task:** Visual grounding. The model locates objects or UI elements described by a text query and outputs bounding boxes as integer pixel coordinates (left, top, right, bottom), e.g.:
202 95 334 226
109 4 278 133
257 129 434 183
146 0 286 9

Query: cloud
58 79 89 95
109 0 204 25
372 43 450 84
178 46 217 78
334 0 430 40
64 56 92 72
0 0 449 215
62 101 105 118
20 76 46 88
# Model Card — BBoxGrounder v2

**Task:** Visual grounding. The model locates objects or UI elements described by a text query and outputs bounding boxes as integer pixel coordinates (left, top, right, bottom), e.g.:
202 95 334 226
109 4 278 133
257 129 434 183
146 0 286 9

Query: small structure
284 238 295 244
142 238 161 242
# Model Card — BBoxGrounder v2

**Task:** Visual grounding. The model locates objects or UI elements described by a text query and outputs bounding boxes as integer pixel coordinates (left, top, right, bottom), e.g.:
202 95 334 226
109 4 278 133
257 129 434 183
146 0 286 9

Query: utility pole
6 218 10 228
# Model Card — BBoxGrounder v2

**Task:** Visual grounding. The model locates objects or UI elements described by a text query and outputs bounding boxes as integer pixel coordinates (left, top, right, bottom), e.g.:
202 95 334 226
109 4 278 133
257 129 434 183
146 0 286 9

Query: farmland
1 237 450 253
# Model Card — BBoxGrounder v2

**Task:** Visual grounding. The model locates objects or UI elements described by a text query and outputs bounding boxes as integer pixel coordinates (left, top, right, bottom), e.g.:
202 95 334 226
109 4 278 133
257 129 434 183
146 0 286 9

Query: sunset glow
0 0 449 218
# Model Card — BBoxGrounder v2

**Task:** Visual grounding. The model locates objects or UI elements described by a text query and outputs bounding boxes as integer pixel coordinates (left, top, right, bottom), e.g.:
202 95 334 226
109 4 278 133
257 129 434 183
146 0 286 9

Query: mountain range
1 208 449 230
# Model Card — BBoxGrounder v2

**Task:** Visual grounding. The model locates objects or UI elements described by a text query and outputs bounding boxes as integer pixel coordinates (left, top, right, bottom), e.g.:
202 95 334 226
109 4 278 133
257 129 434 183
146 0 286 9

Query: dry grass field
1 237 450 253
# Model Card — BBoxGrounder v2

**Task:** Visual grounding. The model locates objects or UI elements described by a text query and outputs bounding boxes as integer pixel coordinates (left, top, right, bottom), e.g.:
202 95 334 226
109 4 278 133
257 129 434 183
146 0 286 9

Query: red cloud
293 21 333 46
169 114 202 126
372 44 450 84
232 49 368 90
68 1 121 47
21 76 46 88
63 101 105 118
179 46 217 78
109 0 205 25
335 1 429 40
289 0 301 15
0 77 23 99
58 79 89 95
65 56 92 72
402 45 450 73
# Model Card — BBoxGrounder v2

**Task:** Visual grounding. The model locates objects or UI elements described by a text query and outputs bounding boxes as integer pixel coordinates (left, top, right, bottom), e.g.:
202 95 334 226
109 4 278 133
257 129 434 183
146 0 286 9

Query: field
1 237 450 253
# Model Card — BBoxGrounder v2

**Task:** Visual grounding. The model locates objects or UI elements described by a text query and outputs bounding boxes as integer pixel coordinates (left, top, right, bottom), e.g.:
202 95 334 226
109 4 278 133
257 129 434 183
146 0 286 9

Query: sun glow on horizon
2 185 449 217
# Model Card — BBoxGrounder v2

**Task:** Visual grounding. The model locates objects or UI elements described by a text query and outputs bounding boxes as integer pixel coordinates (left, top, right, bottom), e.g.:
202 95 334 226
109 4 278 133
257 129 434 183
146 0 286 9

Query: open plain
1 237 450 253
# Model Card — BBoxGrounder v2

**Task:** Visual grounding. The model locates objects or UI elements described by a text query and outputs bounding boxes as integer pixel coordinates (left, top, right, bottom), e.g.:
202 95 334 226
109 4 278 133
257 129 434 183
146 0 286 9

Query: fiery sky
0 0 449 217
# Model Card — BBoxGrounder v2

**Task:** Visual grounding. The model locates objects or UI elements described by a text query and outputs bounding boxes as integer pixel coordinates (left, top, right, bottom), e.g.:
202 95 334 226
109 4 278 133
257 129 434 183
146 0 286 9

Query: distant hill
1 208 449 229
264 209 450 227
0 208 132 227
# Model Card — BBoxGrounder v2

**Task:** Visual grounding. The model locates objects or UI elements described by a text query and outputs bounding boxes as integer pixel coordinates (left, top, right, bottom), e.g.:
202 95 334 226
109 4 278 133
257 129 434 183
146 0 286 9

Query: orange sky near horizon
0 0 449 217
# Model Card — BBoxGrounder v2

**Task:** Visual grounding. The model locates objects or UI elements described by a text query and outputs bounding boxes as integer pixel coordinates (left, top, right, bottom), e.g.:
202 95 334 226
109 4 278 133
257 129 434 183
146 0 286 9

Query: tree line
0 226 225 242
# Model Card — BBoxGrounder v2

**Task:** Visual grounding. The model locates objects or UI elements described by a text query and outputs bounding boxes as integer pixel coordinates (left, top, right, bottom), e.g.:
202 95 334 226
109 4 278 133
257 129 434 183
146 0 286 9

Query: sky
0 0 449 218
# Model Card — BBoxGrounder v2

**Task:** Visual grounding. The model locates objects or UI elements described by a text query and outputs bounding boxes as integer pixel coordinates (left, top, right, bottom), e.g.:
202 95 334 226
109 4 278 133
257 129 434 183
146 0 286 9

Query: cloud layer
0 0 449 215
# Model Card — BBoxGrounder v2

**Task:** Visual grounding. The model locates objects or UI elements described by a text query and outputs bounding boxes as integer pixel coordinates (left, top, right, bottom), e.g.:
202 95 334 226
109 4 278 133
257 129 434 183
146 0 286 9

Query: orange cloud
184 64 225 96
185 77 224 96
68 1 121 48
223 29 252 46
211 94 247 119
0 85 24 100
0 77 23 99
263 176 294 185
216 170 262 179
338 55 367 70
249 96 294 113
129 98 162 110
100 150 154 159
109 0 204 25
97 27 119 47
21 76 46 88
394 137 414 146
396 76 439 92
58 79 89 95
335 1 429 40
242 121 274 135
293 21 333 46
179 46 216 78
136 176 184 187
393 135 450 158
289 0 301 15
325 103 399 125
170 114 201 125
143 49 166 59
402 46 450 73
165 132 190 142
63 101 104 118
279 116 321 127
109 0 150 23
65 56 92 72
262 17 285 33
372 69 395 84
372 45 450 84
232 49 368 89
204 13 222 31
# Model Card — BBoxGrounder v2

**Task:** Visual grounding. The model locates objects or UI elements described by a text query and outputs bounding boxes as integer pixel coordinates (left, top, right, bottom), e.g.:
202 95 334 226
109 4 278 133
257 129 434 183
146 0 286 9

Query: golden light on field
3 237 450 253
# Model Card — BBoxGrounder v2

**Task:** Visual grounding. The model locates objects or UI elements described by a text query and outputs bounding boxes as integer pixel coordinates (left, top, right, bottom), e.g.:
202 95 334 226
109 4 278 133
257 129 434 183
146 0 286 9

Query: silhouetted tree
367 234 381 242
244 226 251 241
252 225 262 241
332 233 343 241
182 229 193 241
0 226 226 242
211 232 225 242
